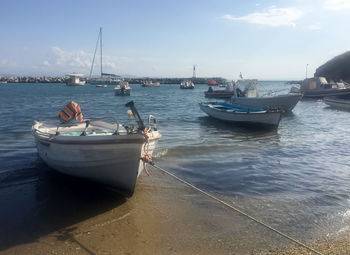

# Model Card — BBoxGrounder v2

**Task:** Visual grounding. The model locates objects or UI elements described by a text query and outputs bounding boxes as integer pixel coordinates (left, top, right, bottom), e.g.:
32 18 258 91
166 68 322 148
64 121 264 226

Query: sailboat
88 27 121 86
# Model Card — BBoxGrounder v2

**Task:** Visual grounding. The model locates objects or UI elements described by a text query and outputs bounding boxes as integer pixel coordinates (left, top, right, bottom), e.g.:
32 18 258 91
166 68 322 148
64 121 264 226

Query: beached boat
199 102 282 128
66 74 86 86
87 27 121 86
292 77 350 98
180 80 195 89
114 81 132 96
204 82 235 98
32 101 161 196
231 80 302 112
324 94 350 110
142 81 160 87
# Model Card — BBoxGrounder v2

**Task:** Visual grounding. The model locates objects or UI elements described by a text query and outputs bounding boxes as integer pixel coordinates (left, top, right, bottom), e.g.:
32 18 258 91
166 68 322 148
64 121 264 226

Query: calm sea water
1 82 350 244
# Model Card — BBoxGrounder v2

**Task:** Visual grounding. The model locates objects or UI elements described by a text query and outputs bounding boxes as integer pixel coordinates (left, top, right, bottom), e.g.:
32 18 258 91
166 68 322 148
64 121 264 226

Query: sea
1 82 350 247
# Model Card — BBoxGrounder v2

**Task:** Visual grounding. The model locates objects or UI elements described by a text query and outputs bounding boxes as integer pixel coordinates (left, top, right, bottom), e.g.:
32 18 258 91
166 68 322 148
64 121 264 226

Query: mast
100 27 103 78
89 27 102 79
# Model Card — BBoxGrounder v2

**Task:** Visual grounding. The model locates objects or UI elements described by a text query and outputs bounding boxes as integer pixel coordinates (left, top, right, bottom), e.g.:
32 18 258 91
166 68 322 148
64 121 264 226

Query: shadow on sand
0 161 126 252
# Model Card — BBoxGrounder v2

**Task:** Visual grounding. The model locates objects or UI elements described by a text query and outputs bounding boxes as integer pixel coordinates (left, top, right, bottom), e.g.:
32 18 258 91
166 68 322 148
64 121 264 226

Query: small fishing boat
292 77 350 98
32 101 161 196
142 81 160 87
231 80 302 112
204 82 235 98
114 81 132 96
66 74 86 86
324 94 350 110
180 80 195 89
96 84 107 88
199 102 282 128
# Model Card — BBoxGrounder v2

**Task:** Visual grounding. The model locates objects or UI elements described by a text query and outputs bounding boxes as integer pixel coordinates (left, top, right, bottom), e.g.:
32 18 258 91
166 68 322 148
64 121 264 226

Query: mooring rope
149 163 323 255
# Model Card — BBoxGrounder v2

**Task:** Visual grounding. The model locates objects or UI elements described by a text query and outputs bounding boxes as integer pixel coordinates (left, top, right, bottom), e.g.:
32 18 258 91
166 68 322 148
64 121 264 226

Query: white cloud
307 24 322 30
223 6 303 27
324 0 350 10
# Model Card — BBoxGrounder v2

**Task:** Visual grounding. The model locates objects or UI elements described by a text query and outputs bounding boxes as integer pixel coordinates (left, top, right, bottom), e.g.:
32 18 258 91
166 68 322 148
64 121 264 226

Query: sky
0 0 350 80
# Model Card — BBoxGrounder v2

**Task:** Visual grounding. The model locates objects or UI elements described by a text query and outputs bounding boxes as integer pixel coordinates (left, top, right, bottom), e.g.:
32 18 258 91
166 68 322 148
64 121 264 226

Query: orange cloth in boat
58 101 84 123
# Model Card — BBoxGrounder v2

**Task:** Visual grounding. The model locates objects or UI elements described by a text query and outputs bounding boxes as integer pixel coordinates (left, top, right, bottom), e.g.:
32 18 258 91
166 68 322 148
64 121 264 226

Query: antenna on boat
125 101 145 131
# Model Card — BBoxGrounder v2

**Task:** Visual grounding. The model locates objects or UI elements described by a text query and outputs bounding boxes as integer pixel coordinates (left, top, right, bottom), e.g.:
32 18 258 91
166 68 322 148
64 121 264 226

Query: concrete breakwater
0 76 227 84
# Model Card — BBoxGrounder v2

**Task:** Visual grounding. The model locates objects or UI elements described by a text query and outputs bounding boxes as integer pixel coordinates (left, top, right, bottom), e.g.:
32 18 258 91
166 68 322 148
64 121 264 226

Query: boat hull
301 88 350 98
324 96 350 110
199 103 281 127
231 93 302 112
115 88 131 96
204 91 234 98
33 130 159 196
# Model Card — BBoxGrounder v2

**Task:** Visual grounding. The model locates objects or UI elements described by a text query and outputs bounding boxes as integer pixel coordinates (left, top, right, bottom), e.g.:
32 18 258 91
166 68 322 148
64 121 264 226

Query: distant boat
204 82 235 98
230 80 302 112
96 84 107 88
0 81 7 84
324 94 350 110
292 77 350 98
199 101 282 128
88 27 121 86
32 101 161 196
208 80 218 86
66 74 86 86
180 80 195 89
115 81 132 96
142 81 160 87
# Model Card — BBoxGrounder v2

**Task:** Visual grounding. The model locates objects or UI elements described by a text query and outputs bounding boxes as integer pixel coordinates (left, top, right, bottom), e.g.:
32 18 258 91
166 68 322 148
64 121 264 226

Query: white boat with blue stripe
199 102 282 128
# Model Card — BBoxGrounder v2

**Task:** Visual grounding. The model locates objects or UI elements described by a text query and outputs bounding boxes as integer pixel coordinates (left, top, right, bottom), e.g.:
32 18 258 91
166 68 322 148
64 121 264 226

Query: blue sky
0 0 350 79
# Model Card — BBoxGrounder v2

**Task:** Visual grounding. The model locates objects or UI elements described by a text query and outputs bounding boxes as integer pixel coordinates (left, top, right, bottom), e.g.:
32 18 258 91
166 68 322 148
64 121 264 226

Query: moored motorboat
324 94 350 110
199 102 282 128
32 101 161 196
204 82 235 98
114 81 132 96
142 81 160 87
66 74 86 86
180 80 195 89
293 77 350 98
231 80 302 112
96 84 107 88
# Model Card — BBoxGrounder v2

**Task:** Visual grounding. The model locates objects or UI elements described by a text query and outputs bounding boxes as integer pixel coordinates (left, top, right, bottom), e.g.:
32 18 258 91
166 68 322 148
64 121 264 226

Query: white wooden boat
114 81 132 96
66 74 86 86
294 77 350 98
324 95 350 110
32 101 161 196
180 81 195 89
199 102 282 128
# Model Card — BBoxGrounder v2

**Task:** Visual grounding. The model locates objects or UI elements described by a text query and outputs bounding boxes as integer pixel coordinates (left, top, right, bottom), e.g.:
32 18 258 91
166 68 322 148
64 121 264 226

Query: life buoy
58 101 84 123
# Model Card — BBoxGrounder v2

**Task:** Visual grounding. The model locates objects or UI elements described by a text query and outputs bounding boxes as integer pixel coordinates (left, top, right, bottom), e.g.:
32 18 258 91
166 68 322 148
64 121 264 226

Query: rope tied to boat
149 163 324 255
141 128 153 176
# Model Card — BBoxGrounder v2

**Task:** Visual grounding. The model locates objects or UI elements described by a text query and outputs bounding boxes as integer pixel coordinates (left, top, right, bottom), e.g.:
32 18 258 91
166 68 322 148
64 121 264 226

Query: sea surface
1 82 350 247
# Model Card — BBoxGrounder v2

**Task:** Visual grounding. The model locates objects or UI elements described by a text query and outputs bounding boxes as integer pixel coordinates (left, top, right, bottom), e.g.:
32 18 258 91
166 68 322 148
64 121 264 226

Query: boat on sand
32 101 161 196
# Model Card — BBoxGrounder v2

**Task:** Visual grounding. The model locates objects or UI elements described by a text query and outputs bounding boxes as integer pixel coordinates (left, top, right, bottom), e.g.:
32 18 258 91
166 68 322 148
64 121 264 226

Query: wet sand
0 167 349 255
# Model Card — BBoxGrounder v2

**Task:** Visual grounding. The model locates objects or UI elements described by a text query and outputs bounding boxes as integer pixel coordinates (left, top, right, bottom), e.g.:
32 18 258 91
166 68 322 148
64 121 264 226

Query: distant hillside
315 51 350 82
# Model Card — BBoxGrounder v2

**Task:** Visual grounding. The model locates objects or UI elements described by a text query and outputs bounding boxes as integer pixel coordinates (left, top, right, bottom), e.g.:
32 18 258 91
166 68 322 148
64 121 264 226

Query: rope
149 163 324 255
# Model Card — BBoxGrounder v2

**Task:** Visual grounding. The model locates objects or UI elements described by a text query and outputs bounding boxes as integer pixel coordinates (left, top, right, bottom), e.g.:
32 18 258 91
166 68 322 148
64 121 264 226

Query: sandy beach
0 166 349 255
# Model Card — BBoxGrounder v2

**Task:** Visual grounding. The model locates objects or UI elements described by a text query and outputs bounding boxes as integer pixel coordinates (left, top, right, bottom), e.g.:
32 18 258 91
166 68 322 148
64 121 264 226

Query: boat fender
58 101 84 123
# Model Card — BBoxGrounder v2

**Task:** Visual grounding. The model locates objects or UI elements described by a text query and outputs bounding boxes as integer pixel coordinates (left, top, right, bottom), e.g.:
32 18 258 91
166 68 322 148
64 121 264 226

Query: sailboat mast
100 27 103 78
89 28 101 79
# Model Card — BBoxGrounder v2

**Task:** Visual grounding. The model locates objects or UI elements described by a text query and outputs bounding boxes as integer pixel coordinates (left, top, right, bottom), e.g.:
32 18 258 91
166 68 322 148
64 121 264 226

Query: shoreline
0 168 349 254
